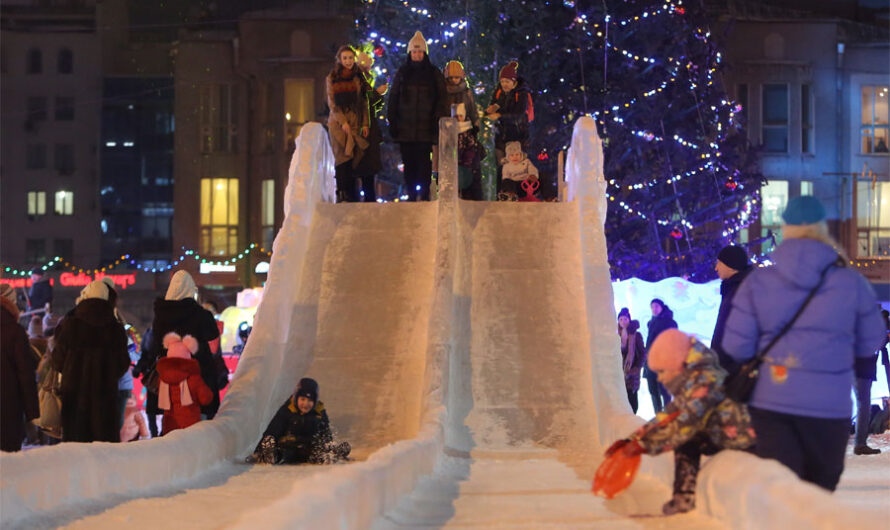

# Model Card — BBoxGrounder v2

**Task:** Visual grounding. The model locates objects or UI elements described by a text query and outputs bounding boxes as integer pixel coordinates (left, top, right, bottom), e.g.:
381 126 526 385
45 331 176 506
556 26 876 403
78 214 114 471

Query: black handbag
724 257 841 403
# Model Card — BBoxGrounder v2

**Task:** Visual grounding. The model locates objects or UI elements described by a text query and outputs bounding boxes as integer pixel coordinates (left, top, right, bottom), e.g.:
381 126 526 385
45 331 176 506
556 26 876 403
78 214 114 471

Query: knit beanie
717 245 750 271
295 377 319 403
163 332 199 360
782 196 826 225
499 61 518 81
444 60 465 79
0 284 16 304
647 329 692 372
166 270 198 301
617 307 631 320
408 31 428 54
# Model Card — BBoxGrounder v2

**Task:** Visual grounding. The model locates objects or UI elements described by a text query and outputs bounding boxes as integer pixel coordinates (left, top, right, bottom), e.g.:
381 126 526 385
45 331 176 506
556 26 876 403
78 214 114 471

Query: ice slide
0 119 875 529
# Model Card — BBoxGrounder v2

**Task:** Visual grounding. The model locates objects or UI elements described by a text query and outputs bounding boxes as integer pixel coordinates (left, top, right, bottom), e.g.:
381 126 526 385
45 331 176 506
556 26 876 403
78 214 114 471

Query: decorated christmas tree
356 0 763 281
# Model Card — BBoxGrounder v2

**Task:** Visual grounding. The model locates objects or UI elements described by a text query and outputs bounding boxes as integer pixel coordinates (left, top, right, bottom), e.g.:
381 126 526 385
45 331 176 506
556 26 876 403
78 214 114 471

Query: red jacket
156 357 213 434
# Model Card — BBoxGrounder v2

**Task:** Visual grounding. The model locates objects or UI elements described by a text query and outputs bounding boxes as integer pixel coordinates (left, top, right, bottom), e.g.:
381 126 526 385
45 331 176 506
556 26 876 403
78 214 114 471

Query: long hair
781 221 849 261
330 45 359 79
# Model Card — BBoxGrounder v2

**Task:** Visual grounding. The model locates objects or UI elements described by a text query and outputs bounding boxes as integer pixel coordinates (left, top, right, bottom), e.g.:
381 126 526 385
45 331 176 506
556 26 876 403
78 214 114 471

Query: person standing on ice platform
386 30 448 201
721 195 886 490
327 44 370 203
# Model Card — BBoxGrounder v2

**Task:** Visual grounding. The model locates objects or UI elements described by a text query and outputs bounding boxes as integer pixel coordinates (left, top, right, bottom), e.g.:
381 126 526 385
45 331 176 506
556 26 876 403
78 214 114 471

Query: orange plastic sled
591 450 642 499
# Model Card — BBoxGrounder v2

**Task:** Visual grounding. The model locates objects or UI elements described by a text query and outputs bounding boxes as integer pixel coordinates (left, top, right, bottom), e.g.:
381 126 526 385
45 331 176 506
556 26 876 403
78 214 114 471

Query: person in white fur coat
156 332 213 435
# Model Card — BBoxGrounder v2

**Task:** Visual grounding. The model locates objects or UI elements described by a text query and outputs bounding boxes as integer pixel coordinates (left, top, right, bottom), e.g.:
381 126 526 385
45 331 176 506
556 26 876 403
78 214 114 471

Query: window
861 86 889 154
762 84 789 153
856 180 890 257
27 191 46 216
25 239 46 265
54 190 73 215
199 85 239 153
57 48 72 74
27 48 42 74
284 79 314 151
54 144 74 174
27 96 47 122
261 179 275 249
200 178 238 256
801 84 814 154
760 180 789 249
26 144 47 169
53 239 73 261
801 180 814 196
55 96 74 121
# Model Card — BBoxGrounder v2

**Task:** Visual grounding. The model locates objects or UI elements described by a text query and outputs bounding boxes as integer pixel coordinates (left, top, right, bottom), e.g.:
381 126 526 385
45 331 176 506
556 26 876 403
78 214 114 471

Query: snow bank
0 124 336 525
697 450 881 528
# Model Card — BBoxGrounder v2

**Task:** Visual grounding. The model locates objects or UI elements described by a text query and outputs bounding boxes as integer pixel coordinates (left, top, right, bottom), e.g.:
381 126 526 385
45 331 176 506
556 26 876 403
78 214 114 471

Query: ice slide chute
1 119 868 529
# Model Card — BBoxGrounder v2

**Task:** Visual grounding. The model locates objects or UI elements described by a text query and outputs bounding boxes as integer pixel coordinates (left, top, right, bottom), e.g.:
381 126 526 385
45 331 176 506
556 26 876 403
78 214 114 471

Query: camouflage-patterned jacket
629 338 755 454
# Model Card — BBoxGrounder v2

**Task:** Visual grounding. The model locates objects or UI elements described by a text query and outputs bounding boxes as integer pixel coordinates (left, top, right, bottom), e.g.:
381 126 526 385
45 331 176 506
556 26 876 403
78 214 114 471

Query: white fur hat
78 280 109 303
408 31 428 54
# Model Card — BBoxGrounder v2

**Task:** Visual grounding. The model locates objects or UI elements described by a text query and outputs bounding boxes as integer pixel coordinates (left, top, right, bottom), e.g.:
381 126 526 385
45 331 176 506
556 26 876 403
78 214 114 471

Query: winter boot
854 444 881 455
662 492 695 515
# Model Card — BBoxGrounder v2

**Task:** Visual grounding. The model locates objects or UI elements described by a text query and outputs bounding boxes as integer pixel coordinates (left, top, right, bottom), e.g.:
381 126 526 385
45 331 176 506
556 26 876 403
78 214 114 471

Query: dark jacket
712 267 752 368
28 277 53 311
620 320 646 392
387 54 448 144
260 395 333 464
157 357 213 434
355 73 384 177
646 306 678 350
489 78 531 147
52 298 129 442
1 298 39 451
142 298 221 418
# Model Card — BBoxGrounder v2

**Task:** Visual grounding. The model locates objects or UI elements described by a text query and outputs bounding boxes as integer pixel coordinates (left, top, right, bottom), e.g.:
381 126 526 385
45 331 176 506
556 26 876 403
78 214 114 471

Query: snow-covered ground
2 119 888 529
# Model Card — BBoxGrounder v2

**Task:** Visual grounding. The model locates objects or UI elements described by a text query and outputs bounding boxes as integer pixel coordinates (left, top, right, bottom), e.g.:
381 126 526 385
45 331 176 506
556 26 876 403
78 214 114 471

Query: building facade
1 1 103 272
719 13 889 297
172 3 350 288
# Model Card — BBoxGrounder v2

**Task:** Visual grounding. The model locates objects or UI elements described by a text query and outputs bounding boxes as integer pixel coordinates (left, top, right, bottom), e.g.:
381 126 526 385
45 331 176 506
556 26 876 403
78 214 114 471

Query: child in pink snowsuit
156 332 213 435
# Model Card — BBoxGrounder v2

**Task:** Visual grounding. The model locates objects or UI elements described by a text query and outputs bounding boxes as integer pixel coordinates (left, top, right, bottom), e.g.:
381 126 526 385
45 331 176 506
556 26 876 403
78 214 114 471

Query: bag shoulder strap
752 256 842 365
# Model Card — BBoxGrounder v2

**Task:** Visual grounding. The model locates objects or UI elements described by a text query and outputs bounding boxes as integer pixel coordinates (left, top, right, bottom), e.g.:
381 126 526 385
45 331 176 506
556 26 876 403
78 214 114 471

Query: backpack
494 88 535 123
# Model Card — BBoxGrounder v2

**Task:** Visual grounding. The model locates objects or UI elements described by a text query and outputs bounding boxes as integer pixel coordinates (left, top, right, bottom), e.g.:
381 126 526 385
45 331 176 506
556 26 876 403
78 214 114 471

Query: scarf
158 380 193 411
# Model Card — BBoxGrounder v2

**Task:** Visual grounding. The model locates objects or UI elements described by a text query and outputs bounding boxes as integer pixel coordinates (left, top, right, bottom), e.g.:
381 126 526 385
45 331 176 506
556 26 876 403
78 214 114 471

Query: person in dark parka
52 281 130 443
27 269 53 313
644 298 677 412
386 31 448 201
140 270 221 419
1 284 39 451
711 245 753 369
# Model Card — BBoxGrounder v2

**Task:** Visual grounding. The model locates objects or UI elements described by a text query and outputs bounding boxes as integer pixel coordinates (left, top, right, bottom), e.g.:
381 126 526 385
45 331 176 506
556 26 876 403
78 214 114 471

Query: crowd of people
611 196 890 514
327 31 538 203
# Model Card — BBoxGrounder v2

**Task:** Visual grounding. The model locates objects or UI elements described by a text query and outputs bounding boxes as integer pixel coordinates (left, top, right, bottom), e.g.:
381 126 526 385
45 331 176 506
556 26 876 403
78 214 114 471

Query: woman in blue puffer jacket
721 196 885 491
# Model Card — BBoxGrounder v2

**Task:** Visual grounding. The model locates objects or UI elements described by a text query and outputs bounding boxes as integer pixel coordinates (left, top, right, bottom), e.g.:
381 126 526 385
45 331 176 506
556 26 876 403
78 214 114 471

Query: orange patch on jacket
770 365 788 384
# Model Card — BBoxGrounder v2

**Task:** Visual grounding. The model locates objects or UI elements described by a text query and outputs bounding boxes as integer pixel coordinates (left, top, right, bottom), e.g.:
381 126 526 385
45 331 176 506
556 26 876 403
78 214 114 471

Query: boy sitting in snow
605 330 755 515
499 141 539 201
250 377 351 465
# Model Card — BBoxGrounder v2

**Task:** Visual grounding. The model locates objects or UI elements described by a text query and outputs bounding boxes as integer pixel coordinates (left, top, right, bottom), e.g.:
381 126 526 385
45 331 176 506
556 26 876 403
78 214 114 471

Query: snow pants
673 433 719 496
749 406 849 491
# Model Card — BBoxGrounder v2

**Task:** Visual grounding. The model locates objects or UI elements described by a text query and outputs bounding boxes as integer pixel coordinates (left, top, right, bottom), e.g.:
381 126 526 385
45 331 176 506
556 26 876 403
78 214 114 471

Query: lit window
760 180 789 249
261 179 275 249
27 191 46 216
200 178 239 256
801 181 814 196
801 84 814 154
54 190 73 215
199 85 239 153
861 86 889 154
762 84 789 153
856 181 890 257
284 79 314 151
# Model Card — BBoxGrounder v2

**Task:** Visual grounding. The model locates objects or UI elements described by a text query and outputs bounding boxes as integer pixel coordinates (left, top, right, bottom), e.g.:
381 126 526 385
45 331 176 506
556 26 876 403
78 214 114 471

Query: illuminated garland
1 244 274 277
